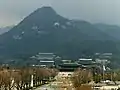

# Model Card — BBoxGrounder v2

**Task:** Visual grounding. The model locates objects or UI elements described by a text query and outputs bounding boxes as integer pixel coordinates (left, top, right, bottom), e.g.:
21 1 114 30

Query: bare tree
0 70 12 90
0 66 59 90
72 68 92 90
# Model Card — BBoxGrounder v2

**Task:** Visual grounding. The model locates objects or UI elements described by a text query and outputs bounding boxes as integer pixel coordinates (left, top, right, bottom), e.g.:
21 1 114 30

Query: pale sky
0 0 120 27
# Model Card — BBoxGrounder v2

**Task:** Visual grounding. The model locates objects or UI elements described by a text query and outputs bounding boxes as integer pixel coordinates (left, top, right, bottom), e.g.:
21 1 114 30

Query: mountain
94 23 120 40
72 20 117 41
0 7 118 59
0 26 14 35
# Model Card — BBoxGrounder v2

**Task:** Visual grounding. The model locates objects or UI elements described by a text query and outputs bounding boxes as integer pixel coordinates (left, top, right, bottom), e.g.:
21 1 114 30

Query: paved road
35 84 59 90
34 72 74 90
34 84 56 90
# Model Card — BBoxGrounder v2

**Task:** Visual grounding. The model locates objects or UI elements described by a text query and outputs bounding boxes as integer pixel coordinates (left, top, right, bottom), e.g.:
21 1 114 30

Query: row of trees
72 68 120 90
0 66 59 90
93 70 120 84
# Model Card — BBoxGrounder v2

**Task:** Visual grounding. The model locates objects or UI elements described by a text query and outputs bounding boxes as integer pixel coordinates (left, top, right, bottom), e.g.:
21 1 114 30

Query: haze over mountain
0 26 14 35
94 23 120 40
0 7 119 59
1 0 120 26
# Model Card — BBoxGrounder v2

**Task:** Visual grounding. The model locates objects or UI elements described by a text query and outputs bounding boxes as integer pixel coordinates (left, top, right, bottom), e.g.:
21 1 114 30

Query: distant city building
95 53 100 55
29 52 111 73
94 53 112 74
95 59 110 72
94 53 113 59
30 53 56 68
77 58 104 74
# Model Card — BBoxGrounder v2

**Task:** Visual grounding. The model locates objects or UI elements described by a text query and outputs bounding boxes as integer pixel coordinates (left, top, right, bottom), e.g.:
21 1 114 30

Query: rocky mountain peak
29 6 57 19
36 6 56 14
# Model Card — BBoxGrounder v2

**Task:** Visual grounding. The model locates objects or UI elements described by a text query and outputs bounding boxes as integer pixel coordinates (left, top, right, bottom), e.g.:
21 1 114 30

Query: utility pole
103 65 105 81
101 60 107 81
111 71 112 81
31 74 34 87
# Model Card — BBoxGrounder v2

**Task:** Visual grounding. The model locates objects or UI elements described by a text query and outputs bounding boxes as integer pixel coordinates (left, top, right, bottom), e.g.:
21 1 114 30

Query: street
34 72 74 90
34 84 56 90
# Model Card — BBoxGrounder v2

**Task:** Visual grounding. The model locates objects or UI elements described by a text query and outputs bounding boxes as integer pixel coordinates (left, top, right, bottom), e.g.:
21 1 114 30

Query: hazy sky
0 0 120 27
